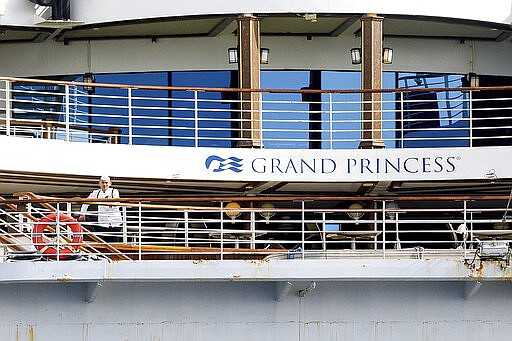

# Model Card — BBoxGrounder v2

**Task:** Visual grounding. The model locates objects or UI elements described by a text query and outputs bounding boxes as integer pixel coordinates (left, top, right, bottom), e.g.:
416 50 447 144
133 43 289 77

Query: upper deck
0 76 511 197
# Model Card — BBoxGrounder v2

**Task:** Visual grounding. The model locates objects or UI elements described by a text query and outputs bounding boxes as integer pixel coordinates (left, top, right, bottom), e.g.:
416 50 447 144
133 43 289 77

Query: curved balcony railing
1 77 512 149
1 193 511 262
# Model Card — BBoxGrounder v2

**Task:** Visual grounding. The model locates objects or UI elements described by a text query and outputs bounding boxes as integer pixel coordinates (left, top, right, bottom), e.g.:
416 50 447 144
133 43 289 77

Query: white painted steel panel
69 0 512 26
0 279 511 340
2 0 511 26
1 136 511 183
2 35 512 78
0 258 507 283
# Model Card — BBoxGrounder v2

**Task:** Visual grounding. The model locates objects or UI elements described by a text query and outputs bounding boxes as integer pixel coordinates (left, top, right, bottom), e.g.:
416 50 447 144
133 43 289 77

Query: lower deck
1 192 512 263
1 195 512 340
0 257 510 341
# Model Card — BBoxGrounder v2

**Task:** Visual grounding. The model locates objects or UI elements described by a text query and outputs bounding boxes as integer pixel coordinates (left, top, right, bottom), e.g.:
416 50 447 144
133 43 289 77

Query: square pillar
359 14 385 149
237 15 263 148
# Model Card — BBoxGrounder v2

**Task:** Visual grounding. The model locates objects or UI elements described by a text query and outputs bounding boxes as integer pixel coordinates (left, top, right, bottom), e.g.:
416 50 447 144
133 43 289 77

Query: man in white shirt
79 175 123 243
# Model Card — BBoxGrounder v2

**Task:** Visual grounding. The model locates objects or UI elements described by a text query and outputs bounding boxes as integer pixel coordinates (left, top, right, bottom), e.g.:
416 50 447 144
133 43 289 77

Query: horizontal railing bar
3 195 512 204
4 76 512 94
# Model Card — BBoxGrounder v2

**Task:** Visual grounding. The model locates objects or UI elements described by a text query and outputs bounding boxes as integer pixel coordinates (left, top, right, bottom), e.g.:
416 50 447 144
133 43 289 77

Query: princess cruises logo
205 155 243 173
204 154 460 176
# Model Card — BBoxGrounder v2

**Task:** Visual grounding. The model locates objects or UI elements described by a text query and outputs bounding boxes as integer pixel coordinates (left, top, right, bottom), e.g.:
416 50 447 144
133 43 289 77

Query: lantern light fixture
258 202 276 224
228 47 238 64
350 48 362 65
227 47 270 64
350 47 394 65
468 72 480 88
224 202 241 223
382 47 393 64
260 48 270 64
347 203 365 224
82 72 95 94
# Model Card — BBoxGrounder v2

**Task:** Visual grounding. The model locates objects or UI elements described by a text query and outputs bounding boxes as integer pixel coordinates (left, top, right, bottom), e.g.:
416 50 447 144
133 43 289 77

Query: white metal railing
1 196 511 262
1 77 511 149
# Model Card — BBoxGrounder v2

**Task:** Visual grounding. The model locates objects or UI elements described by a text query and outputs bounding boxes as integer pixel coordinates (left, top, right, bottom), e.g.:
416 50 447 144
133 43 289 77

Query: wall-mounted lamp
227 47 270 64
350 48 362 65
382 47 393 64
224 202 241 223
228 47 238 64
350 47 394 65
82 72 95 94
303 13 318 23
485 168 497 182
260 48 270 64
468 72 480 88
258 202 276 224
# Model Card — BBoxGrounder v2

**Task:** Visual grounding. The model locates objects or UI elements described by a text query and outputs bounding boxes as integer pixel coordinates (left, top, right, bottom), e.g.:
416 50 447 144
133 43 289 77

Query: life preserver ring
32 213 83 259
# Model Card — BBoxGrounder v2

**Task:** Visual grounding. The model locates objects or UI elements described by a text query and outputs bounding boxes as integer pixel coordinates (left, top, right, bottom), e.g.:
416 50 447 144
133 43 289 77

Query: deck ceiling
0 170 510 199
0 13 510 44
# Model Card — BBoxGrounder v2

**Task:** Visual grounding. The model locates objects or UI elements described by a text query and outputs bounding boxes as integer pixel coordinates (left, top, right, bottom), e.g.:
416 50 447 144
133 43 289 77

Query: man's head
98 175 112 191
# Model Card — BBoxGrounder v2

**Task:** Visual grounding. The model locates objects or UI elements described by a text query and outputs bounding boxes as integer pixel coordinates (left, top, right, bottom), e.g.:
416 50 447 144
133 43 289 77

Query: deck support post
359 14 385 149
275 281 293 301
85 281 103 303
464 281 482 300
236 14 262 148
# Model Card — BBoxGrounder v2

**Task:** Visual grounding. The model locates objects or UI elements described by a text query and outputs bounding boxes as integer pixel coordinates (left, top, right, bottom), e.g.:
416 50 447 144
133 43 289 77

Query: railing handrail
3 194 512 205
2 76 511 95
3 76 512 150
1 192 511 262
13 192 131 260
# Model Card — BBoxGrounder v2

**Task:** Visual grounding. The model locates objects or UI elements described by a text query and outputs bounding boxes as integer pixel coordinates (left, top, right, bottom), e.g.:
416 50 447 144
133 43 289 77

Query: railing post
65 85 70 142
194 90 198 147
469 211 474 248
56 204 61 261
128 88 133 145
184 211 189 247
322 212 327 251
138 201 142 260
373 203 378 250
107 127 121 144
301 201 305 258
469 91 473 147
382 201 386 259
463 200 467 258
220 202 224 260
43 117 54 139
329 93 333 149
122 206 127 244
4 80 11 136
250 210 256 249
16 201 26 233
400 92 404 148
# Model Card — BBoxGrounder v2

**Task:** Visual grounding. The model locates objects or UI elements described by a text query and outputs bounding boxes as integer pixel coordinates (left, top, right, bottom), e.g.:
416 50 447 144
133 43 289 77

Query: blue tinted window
261 71 310 148
88 72 169 145
397 73 469 148
171 71 234 147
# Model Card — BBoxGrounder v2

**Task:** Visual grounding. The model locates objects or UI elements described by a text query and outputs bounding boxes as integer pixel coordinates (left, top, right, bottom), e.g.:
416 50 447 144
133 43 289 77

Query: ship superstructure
1 1 512 340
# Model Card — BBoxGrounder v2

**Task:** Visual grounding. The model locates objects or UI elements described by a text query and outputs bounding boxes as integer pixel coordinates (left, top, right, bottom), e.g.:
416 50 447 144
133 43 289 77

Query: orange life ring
32 213 83 259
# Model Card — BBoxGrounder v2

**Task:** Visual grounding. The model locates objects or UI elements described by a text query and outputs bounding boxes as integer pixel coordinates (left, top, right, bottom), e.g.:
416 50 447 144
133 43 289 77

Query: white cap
99 175 111 182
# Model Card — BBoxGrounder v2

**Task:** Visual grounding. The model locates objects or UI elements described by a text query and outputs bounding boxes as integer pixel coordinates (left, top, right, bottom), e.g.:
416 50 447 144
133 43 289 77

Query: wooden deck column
236 14 262 148
359 14 385 149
